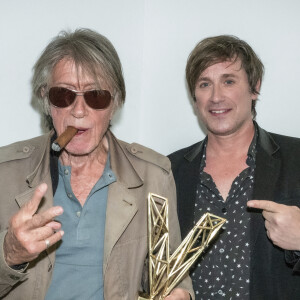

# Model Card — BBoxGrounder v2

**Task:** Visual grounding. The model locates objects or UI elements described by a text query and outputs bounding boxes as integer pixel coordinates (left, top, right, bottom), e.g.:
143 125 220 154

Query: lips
209 109 231 115
72 128 88 135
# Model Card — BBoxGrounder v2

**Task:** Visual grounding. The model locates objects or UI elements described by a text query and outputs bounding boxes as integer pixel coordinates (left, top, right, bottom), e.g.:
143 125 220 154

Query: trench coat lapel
14 131 55 259
179 142 204 238
103 131 143 275
14 132 53 211
250 126 281 255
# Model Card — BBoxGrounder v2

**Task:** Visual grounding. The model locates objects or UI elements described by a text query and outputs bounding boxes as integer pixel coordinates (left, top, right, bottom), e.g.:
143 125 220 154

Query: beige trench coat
0 130 194 299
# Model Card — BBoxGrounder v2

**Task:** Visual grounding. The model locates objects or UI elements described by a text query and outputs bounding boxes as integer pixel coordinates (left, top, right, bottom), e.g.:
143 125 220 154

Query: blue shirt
45 156 116 300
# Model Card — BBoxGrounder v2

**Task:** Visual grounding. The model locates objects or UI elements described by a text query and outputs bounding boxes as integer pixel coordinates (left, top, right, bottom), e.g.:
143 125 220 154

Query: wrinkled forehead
49 57 113 90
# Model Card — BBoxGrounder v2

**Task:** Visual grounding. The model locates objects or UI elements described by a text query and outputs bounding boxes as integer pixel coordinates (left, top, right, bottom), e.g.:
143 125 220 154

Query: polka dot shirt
191 132 257 300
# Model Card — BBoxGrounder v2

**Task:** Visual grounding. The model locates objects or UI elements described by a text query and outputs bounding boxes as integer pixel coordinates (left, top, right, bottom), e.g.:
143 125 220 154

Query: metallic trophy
138 193 226 300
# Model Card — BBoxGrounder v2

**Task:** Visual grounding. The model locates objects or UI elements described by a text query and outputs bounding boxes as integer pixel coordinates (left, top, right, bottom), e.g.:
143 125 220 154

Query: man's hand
164 288 191 300
4 183 64 266
247 200 300 250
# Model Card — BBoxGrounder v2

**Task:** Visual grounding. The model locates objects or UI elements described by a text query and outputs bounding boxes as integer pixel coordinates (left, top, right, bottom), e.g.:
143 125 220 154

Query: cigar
52 126 78 152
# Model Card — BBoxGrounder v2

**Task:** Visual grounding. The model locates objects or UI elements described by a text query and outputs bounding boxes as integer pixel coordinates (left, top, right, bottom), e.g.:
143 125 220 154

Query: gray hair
32 28 126 127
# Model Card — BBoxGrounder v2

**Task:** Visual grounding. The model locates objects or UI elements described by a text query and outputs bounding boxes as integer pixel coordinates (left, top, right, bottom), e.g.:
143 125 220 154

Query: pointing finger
247 200 283 213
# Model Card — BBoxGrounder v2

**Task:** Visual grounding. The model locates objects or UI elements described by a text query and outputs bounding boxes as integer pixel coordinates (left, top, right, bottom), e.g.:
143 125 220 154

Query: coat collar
102 131 144 275
250 123 281 256
14 131 55 261
16 131 53 209
252 123 281 200
106 130 143 189
255 122 279 157
184 138 206 163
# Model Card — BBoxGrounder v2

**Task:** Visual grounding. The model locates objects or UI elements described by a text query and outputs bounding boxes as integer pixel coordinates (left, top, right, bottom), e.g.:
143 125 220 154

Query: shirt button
76 211 81 217
23 146 30 153
131 147 138 154
67 193 72 198
64 169 69 175
222 207 227 213
219 248 225 253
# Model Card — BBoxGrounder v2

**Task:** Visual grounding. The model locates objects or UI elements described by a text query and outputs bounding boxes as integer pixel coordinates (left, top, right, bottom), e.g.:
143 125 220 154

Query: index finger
247 200 283 212
22 183 48 216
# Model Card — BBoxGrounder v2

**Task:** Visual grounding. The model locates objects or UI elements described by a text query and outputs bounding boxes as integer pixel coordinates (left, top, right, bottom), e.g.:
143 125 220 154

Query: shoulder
168 141 203 167
270 133 300 162
269 132 300 147
262 128 300 153
0 133 51 165
118 139 171 173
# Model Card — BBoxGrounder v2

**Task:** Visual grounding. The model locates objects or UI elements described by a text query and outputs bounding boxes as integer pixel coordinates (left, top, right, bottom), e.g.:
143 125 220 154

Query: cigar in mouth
52 126 78 152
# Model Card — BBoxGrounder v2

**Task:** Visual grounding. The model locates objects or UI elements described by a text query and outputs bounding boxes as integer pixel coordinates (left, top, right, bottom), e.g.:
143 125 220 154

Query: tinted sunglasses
48 87 112 110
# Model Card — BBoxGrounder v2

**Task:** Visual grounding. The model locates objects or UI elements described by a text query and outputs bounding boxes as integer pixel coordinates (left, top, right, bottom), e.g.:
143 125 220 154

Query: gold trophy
138 193 226 300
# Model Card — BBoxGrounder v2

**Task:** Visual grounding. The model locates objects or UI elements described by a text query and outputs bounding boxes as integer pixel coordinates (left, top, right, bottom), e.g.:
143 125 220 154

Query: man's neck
204 121 255 201
206 122 255 158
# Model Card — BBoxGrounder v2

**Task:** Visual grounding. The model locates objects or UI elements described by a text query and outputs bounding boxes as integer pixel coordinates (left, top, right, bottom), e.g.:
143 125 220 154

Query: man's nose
210 84 223 103
71 95 88 118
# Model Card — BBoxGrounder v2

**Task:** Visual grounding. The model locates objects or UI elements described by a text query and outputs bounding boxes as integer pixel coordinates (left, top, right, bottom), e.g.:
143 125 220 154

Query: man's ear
256 80 261 92
41 87 46 98
254 80 261 98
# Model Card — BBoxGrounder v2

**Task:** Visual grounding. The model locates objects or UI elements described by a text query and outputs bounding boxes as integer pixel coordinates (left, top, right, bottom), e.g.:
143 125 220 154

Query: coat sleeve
0 230 28 297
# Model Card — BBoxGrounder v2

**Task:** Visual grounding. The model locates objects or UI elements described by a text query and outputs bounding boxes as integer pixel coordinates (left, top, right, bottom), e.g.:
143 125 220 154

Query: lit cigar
52 126 78 152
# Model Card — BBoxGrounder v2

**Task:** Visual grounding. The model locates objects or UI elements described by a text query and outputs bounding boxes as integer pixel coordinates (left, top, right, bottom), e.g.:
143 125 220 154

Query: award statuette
138 193 226 300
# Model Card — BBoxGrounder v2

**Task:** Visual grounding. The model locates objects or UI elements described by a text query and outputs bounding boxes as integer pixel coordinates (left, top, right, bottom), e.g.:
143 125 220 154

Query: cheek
195 98 206 112
50 108 58 125
50 108 67 132
93 110 113 131
239 91 254 108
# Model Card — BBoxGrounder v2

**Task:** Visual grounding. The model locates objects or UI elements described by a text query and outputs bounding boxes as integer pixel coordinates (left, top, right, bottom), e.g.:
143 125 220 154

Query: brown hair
186 35 264 118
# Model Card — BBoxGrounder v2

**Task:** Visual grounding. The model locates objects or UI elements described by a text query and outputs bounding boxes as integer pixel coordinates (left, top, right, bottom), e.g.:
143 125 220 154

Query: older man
169 35 300 299
0 29 193 300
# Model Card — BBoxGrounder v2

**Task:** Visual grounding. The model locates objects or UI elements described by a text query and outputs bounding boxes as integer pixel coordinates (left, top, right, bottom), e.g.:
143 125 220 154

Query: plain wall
1 0 299 155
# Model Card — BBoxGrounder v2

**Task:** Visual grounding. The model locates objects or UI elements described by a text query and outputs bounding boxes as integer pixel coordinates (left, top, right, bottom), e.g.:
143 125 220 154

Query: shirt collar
200 123 258 170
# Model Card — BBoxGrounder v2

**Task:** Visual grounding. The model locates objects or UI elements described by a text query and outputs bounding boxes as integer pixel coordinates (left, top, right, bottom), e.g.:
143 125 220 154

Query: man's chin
206 125 234 136
64 145 93 156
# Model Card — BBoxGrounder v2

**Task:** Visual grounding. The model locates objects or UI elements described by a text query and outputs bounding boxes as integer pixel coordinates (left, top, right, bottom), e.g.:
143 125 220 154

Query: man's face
194 58 258 137
49 58 115 156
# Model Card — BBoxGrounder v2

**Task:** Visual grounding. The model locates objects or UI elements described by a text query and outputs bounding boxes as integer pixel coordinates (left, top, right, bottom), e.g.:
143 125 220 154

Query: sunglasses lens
85 90 112 109
48 87 112 109
48 87 76 108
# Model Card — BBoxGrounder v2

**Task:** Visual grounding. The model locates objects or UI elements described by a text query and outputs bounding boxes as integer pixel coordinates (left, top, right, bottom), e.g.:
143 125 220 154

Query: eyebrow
222 73 238 79
197 73 238 82
54 82 99 90
197 76 210 82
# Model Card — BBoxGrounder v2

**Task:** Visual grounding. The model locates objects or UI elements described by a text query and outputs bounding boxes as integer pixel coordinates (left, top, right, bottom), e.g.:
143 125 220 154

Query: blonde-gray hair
32 28 126 127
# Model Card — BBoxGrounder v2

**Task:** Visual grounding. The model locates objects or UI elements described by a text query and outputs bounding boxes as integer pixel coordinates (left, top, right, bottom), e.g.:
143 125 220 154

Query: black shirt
191 131 257 300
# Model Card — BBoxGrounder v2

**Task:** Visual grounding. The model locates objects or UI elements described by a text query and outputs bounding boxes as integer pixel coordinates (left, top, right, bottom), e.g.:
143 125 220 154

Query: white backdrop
0 0 299 155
